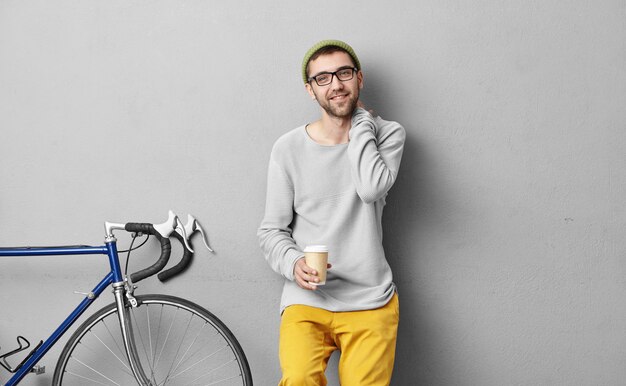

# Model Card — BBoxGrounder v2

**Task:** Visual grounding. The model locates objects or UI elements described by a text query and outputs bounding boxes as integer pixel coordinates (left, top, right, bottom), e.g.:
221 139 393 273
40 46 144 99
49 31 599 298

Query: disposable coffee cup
304 245 328 286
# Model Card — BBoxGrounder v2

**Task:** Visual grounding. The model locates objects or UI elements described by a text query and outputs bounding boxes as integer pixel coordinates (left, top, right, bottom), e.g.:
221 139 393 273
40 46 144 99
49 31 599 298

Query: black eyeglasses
308 67 358 86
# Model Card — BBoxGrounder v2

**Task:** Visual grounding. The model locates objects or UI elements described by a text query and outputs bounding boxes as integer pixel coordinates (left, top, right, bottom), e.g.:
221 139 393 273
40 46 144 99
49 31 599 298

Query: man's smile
329 93 349 101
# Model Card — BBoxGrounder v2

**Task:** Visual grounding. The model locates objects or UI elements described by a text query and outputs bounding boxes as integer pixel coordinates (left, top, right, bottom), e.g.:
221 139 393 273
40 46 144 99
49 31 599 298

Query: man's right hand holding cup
294 245 331 290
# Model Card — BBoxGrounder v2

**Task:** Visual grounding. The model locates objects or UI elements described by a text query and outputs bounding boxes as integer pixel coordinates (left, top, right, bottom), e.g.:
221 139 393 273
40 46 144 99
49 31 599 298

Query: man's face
306 51 363 119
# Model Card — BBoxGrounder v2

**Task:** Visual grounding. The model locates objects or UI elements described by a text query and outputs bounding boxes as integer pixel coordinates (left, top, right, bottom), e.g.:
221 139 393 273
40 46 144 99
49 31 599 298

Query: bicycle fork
112 282 153 386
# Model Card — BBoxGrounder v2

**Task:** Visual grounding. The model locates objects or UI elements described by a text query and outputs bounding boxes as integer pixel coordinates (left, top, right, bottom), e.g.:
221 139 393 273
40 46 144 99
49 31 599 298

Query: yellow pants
279 293 399 386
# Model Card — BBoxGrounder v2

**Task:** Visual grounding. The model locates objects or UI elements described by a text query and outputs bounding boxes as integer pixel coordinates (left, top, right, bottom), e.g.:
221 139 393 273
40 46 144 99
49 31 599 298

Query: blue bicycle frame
0 241 123 386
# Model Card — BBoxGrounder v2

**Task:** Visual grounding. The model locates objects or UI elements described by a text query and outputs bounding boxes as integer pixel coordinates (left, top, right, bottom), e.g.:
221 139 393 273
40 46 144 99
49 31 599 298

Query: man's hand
294 258 332 291
351 106 378 139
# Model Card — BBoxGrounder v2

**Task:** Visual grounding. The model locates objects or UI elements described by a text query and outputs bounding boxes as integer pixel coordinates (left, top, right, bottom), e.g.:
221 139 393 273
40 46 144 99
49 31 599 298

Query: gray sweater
258 108 406 313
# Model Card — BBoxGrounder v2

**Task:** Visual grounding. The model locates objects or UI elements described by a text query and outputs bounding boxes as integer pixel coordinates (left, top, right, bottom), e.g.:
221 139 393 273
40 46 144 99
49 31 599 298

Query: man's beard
316 90 359 119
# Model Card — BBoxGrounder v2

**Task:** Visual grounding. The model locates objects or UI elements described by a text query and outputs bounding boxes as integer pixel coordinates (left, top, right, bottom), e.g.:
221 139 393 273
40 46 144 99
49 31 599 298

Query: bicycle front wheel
53 294 252 385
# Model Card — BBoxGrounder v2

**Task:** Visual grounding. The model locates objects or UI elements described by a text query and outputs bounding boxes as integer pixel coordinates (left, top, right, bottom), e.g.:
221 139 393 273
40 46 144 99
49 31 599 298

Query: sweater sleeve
348 108 406 204
257 154 304 281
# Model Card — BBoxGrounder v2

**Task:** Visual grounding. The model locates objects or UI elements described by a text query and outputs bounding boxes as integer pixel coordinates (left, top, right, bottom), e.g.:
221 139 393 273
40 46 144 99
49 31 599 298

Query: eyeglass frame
307 66 359 86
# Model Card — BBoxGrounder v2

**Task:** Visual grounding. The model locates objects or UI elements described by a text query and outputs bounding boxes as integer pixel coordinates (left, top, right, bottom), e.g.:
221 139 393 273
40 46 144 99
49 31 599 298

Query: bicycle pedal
30 365 45 375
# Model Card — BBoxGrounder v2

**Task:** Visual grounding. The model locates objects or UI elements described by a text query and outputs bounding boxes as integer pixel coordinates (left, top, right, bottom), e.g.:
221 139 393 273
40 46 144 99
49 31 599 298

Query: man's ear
305 83 316 100
357 70 364 90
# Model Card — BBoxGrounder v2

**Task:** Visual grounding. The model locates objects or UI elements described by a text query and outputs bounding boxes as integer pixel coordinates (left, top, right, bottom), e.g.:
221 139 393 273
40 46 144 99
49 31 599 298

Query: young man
258 39 406 385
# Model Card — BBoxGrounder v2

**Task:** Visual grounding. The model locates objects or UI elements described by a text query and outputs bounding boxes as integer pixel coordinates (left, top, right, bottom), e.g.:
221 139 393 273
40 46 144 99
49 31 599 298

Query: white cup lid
304 245 328 253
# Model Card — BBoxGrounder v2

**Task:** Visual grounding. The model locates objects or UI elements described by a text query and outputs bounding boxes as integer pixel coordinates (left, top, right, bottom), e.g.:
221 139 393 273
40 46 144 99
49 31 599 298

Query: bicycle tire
53 294 252 385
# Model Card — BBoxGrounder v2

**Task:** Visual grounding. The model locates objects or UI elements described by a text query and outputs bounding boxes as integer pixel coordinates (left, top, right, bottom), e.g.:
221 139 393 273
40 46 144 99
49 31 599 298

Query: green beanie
302 39 361 83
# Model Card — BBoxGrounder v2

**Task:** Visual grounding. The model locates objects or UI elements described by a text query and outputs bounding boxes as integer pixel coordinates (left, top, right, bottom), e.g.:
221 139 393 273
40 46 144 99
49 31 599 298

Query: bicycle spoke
161 310 196 384
189 358 237 384
63 370 113 386
71 338 133 378
152 304 164 366
101 318 129 368
90 331 132 373
146 302 153 363
170 344 228 380
156 306 180 369
169 320 209 377
145 303 160 385
71 357 122 386
203 373 245 386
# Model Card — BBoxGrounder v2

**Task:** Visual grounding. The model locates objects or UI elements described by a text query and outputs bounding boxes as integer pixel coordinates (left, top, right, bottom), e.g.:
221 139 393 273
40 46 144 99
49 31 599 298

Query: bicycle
0 211 253 385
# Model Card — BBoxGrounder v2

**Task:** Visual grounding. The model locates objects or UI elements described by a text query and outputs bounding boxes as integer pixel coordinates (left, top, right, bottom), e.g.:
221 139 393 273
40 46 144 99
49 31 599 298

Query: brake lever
175 216 194 253
177 214 214 253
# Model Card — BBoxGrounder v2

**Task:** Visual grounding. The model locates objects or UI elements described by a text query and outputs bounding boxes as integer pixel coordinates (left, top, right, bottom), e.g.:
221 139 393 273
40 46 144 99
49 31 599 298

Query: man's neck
307 112 352 145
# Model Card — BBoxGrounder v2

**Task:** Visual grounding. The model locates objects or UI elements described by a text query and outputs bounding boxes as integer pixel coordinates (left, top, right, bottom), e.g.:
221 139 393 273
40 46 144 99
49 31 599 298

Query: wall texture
1 1 624 385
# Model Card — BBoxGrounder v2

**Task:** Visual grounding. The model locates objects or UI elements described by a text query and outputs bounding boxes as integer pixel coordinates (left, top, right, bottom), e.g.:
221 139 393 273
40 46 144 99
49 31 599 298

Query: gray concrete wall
1 1 624 384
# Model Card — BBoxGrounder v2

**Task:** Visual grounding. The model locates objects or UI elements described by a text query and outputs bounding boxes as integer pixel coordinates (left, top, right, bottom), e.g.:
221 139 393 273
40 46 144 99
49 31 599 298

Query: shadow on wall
383 130 425 384
383 130 452 385
362 65 456 384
